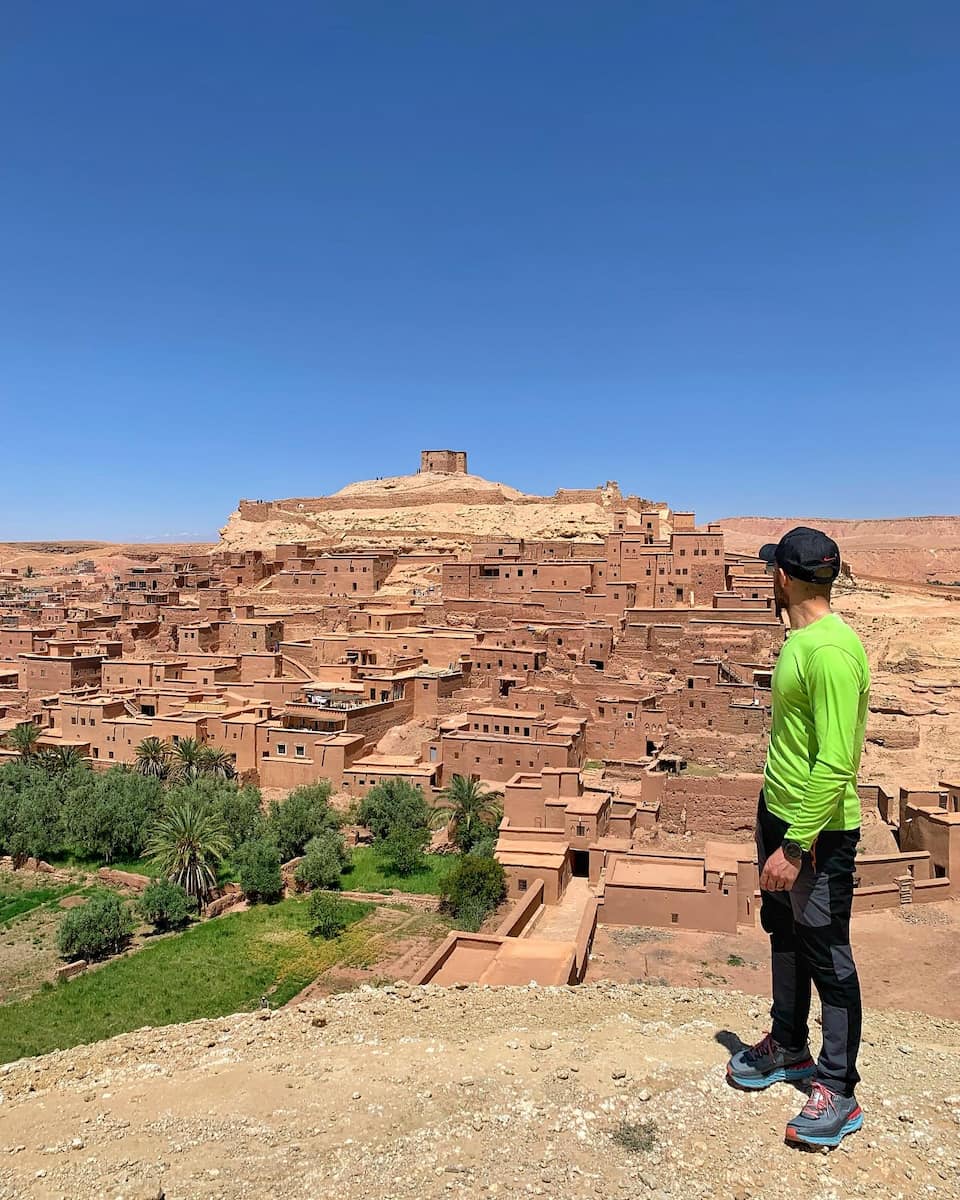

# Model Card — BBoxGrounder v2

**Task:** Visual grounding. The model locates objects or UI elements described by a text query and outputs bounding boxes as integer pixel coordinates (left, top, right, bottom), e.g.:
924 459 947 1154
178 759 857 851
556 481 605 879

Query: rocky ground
1 983 958 1200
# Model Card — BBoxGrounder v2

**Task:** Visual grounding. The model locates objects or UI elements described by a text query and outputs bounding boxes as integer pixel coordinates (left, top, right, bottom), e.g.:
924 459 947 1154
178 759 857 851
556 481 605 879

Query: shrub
612 1118 659 1154
307 891 349 939
139 878 196 930
57 890 133 962
452 894 491 933
294 831 348 890
380 821 430 877
357 779 431 842
439 853 506 928
266 783 339 861
236 838 284 903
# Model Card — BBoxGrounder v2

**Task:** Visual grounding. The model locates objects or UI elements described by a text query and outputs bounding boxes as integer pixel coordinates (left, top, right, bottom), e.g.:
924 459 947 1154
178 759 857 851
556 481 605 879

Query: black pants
757 793 862 1097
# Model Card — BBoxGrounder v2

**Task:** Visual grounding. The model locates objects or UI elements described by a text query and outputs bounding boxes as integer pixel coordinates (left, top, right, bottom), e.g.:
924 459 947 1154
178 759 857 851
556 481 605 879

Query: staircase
897 874 914 907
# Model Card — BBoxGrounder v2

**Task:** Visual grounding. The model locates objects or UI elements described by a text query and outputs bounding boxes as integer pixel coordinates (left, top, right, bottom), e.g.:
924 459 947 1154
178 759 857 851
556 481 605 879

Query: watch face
783 841 803 861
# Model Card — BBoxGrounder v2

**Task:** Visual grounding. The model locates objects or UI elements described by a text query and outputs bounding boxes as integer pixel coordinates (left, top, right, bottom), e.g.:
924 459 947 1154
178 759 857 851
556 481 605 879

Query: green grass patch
0 887 68 924
341 846 450 895
0 896 372 1063
0 882 90 926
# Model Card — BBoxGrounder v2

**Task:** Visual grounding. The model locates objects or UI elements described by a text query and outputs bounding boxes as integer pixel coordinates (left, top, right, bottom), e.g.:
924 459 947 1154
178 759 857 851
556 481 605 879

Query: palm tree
170 737 206 782
430 774 503 853
134 737 172 779
39 745 87 775
200 746 236 781
4 721 42 759
145 801 231 905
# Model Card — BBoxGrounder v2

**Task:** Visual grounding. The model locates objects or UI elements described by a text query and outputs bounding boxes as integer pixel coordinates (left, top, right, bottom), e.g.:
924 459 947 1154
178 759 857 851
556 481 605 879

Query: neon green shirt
763 612 870 850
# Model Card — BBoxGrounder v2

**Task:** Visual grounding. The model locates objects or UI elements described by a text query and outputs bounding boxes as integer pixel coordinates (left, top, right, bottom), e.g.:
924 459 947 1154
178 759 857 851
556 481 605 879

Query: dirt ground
0 873 92 1004
1 983 959 1200
589 899 960 1021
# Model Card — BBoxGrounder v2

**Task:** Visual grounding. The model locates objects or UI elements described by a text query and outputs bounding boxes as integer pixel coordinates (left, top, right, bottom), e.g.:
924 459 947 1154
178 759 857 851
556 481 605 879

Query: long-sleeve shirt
763 612 870 850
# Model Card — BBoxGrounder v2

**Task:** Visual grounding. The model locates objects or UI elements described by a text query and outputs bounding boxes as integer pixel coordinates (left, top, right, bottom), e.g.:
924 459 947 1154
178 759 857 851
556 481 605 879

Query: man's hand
760 847 801 892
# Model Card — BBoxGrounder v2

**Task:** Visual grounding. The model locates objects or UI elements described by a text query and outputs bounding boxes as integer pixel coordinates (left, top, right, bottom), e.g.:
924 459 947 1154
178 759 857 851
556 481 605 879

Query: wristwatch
781 839 804 864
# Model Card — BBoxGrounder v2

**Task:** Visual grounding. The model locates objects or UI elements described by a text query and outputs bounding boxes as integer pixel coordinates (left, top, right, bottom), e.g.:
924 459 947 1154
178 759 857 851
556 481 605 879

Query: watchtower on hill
419 449 468 475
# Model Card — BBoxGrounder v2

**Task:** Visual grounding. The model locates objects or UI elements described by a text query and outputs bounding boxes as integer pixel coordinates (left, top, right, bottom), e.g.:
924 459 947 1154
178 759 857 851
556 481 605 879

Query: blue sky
1 1 957 540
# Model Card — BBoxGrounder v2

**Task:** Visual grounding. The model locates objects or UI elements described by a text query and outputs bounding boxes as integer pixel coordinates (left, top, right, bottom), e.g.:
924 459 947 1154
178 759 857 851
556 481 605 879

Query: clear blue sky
2 1 957 540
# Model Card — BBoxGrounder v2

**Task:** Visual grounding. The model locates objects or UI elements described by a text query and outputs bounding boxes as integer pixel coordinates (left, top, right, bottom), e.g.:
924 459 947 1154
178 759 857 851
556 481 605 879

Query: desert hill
721 515 960 585
0 983 957 1199
218 470 660 553
0 541 214 574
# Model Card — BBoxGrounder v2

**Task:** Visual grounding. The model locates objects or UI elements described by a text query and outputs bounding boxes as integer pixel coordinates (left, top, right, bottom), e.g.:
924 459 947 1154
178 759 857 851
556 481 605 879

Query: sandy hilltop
217 470 662 553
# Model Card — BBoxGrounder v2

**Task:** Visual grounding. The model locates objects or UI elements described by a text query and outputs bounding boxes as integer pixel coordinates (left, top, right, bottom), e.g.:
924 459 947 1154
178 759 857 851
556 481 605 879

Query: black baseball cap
758 526 841 583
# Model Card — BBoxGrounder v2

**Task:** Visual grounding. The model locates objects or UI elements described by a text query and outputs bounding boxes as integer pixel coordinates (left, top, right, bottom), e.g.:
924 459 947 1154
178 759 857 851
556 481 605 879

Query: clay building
420 449 468 474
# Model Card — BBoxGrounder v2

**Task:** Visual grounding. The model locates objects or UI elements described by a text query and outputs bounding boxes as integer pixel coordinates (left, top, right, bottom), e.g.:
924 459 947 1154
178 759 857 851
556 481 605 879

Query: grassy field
342 847 450 895
0 896 373 1064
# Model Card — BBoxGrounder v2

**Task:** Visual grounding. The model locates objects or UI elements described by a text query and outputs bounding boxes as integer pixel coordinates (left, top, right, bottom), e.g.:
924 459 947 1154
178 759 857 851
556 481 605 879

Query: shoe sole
726 1062 816 1090
785 1110 863 1148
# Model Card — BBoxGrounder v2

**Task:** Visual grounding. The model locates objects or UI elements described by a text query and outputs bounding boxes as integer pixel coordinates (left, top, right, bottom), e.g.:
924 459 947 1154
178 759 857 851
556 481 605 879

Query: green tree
430 774 503 853
439 853 506 931
139 878 196 930
266 782 339 862
357 778 431 842
4 721 42 760
307 890 349 939
236 838 283 903
57 890 133 961
145 800 231 905
39 745 88 776
0 767 64 865
211 783 265 850
380 820 430 877
134 737 171 779
169 738 207 783
61 767 163 863
294 830 348 890
200 746 236 781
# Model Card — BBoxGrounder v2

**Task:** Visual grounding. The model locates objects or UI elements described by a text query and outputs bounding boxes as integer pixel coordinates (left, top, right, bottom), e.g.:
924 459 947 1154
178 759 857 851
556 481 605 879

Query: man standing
727 527 870 1149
